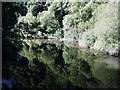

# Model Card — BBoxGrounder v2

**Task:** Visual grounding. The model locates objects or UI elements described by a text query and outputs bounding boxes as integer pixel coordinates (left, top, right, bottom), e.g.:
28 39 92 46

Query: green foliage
17 13 39 37
37 11 60 35
48 1 68 27
2 1 120 89
5 40 119 88
16 1 119 56
3 1 119 67
63 2 98 40
92 3 119 55
26 1 46 16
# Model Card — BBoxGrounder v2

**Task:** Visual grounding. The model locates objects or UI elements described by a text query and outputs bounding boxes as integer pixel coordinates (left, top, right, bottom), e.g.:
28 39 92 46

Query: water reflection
3 39 120 89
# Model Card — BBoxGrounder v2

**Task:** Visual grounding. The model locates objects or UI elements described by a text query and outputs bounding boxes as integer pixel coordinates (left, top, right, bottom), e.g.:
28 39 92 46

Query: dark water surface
2 39 120 89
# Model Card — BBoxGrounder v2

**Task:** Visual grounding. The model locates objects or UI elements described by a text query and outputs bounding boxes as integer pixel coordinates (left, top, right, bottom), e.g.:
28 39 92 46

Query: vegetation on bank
2 1 120 89
2 0 119 56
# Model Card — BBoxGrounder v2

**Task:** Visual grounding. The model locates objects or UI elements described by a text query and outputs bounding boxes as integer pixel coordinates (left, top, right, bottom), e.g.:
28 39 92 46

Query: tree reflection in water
3 39 119 89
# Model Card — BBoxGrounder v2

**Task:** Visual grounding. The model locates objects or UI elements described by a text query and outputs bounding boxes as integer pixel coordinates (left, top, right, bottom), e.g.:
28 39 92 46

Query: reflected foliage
2 1 119 89
4 40 119 89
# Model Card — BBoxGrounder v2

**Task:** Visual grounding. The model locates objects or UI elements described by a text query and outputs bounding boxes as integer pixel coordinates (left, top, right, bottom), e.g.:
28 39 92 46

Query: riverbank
22 38 119 57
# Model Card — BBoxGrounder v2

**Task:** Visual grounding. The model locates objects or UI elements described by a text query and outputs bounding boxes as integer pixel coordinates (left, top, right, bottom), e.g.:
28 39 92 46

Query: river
2 39 120 89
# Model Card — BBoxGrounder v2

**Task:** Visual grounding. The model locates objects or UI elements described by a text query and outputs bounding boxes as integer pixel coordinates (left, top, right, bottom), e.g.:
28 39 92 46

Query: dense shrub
16 1 119 55
92 3 118 55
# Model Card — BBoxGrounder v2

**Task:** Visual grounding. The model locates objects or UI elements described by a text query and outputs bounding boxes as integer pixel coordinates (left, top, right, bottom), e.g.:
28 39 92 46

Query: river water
3 39 120 89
